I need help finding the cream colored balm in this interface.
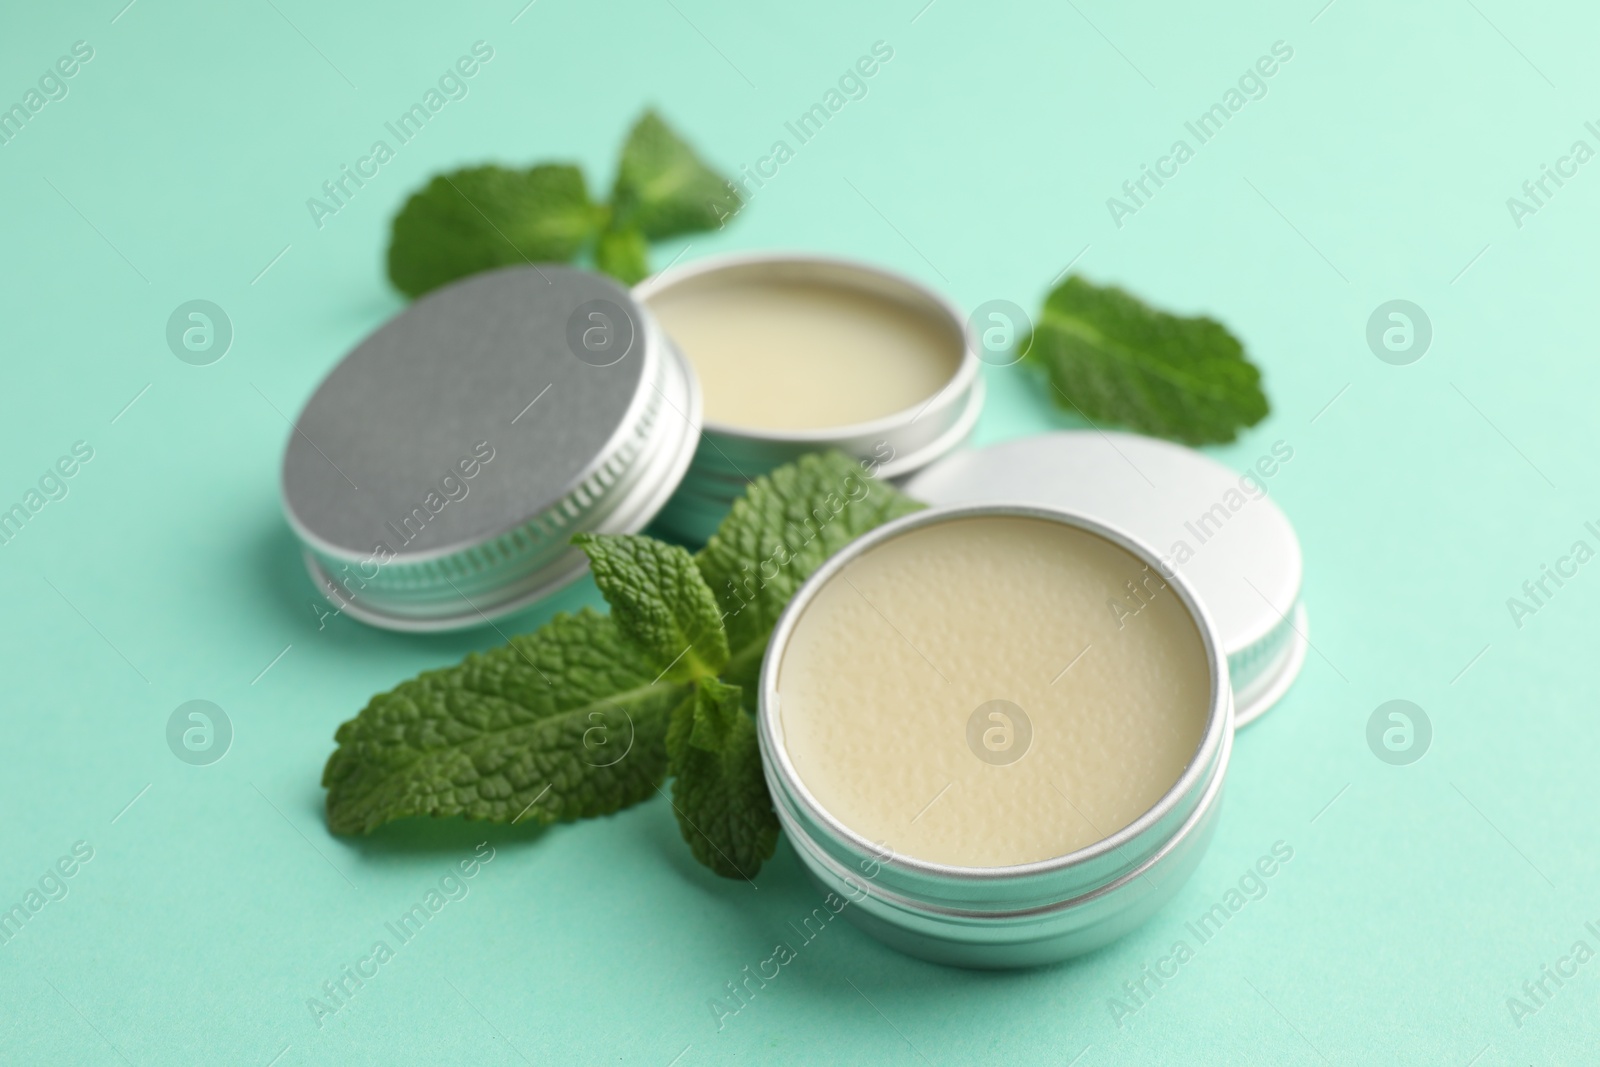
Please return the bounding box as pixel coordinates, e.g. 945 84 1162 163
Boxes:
645 276 962 431
776 516 1210 868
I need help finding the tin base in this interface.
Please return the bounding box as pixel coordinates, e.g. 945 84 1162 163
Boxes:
809 792 1222 969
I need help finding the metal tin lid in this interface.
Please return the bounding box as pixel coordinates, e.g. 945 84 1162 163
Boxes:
905 432 1306 726
280 264 702 632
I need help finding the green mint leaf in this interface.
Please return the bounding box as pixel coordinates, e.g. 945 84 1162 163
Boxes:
609 109 740 240
322 608 685 834
695 451 923 698
594 226 650 285
1023 275 1269 445
387 163 601 299
575 533 729 682
665 677 778 880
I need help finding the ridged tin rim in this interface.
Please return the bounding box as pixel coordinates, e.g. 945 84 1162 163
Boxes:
759 504 1232 914
1234 602 1309 727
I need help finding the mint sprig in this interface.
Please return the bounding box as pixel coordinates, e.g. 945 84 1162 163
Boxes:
1024 275 1269 445
666 677 777 879
322 452 922 879
385 109 739 297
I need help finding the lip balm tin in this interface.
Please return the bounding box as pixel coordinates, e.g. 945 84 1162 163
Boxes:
759 504 1234 968
280 265 701 632
636 253 985 544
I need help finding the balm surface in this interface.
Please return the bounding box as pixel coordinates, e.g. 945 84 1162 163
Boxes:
776 516 1210 868
646 276 961 430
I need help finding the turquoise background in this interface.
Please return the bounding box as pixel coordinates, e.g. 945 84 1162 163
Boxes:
1 0 1595 1063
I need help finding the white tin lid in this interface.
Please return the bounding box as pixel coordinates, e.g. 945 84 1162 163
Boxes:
905 431 1306 726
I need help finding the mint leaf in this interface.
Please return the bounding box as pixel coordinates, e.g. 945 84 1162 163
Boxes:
609 110 740 240
1024 275 1268 445
665 677 778 880
387 164 601 299
323 609 686 834
594 226 650 285
382 111 744 298
575 533 729 682
695 452 923 698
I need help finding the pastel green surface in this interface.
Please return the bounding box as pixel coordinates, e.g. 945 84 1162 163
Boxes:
0 1 1593 1063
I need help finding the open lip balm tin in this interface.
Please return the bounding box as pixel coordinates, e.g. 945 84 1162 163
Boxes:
635 252 985 543
759 504 1233 968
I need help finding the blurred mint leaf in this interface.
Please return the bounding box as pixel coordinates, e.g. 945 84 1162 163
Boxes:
1024 275 1268 445
695 451 923 699
665 677 777 880
387 164 601 298
575 533 729 683
610 109 740 240
594 226 650 285
322 609 684 834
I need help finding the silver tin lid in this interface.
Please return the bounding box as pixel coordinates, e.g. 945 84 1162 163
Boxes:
280 264 702 632
906 431 1306 726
